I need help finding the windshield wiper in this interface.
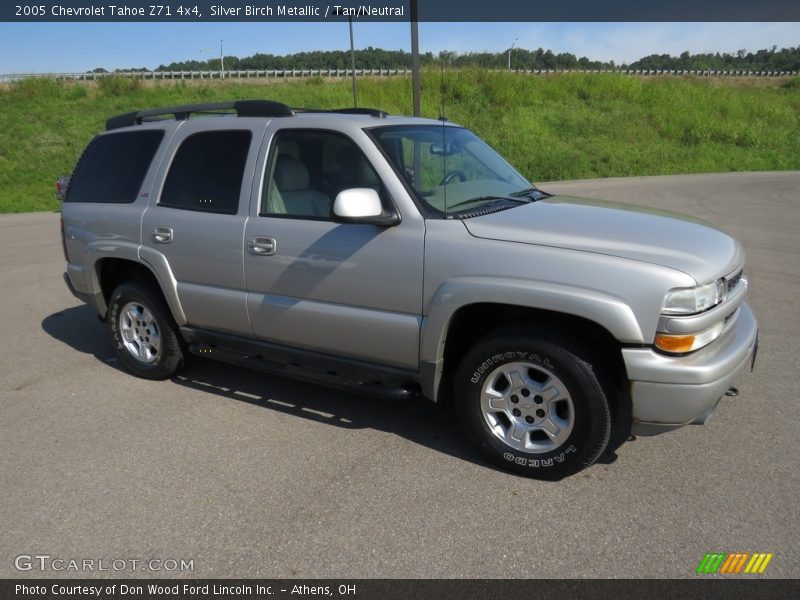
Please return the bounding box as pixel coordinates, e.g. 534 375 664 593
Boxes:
446 195 525 211
509 187 553 199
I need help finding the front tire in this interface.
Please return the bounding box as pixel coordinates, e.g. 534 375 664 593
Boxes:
454 330 611 480
108 282 184 380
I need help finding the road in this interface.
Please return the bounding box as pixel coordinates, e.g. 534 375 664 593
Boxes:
1 171 798 578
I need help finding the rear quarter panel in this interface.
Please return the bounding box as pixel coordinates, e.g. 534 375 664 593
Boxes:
62 124 176 299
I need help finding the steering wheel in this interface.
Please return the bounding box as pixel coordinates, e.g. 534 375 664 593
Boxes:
439 170 467 186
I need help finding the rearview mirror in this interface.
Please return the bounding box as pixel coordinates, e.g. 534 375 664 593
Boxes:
332 188 399 226
430 139 463 156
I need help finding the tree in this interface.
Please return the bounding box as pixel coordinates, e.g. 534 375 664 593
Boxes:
148 45 800 74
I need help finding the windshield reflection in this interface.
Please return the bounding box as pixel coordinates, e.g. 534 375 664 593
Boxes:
372 125 534 214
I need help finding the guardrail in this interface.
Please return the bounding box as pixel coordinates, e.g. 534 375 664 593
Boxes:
0 68 413 82
1 68 797 83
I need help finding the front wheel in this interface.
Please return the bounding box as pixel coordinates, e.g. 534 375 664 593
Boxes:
108 282 185 380
454 331 611 479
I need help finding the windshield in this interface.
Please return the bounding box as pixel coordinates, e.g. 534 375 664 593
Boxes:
371 125 534 215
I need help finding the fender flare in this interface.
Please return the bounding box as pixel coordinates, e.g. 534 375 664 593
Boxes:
84 242 186 325
419 277 643 400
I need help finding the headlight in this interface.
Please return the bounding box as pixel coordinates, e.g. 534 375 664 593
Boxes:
661 279 725 315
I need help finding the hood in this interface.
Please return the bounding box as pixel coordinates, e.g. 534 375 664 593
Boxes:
462 195 742 282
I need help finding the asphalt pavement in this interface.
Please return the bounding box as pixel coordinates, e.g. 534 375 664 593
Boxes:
1 171 798 578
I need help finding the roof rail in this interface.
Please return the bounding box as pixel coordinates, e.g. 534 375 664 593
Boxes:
331 107 389 118
105 100 295 130
295 107 389 118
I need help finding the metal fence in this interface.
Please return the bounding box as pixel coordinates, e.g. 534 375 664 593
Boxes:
1 67 797 83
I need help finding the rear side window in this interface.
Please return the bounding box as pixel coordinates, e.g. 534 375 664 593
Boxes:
66 130 164 203
160 131 252 215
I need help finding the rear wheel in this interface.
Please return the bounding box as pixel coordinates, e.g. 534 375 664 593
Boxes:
108 282 184 380
454 330 611 479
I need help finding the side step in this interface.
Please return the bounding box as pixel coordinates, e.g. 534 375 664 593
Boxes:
188 343 417 401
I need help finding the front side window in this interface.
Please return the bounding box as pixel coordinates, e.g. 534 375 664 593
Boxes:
261 129 384 218
160 130 251 215
371 126 533 216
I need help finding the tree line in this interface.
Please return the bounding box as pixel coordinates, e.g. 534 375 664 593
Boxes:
629 47 800 71
94 46 800 73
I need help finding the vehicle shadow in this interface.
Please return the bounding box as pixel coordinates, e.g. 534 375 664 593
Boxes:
41 303 129 373
42 305 626 476
41 304 491 472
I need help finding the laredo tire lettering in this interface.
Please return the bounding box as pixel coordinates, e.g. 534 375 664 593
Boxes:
502 445 578 468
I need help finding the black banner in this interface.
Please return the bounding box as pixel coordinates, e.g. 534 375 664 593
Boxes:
2 0 800 22
2 579 800 600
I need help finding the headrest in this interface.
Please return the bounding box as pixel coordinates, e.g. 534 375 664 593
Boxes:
275 155 309 192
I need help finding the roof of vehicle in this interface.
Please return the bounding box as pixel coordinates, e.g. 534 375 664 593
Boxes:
104 100 456 132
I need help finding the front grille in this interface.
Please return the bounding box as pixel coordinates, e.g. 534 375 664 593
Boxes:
726 270 743 294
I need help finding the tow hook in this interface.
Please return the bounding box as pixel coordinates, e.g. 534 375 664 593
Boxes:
725 387 739 397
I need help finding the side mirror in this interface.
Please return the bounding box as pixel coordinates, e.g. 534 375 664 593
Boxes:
332 188 399 226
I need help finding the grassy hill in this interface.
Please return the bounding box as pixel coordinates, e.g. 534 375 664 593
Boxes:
1 71 798 213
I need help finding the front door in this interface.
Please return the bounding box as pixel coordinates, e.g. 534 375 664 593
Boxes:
243 126 424 370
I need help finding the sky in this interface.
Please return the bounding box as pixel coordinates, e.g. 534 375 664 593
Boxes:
0 22 797 73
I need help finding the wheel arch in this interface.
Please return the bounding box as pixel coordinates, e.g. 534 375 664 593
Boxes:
439 303 628 392
420 278 641 403
91 253 185 325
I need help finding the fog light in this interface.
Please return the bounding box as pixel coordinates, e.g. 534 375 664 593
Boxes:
655 321 724 354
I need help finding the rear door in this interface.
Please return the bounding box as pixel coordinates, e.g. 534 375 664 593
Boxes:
141 119 267 336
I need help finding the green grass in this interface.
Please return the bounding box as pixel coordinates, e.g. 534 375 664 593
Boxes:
1 71 799 213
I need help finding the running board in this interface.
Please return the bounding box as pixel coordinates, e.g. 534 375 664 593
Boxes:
187 341 418 401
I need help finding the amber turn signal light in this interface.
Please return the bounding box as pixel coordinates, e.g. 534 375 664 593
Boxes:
654 322 724 354
655 333 696 353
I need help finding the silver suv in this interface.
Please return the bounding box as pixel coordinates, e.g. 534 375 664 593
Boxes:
60 100 758 479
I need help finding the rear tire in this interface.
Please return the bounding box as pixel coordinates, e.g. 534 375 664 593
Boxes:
454 330 611 480
108 282 184 380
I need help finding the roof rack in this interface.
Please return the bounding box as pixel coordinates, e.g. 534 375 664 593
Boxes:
105 100 295 130
331 107 389 118
295 107 390 118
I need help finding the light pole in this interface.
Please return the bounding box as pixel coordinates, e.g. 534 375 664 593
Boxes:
508 38 517 71
410 0 420 117
220 39 224 79
349 17 357 108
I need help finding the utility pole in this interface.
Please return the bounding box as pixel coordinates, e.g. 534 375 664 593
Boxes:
349 17 357 107
508 38 517 70
220 39 224 79
410 0 420 116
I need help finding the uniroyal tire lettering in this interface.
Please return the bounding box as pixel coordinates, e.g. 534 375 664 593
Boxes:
471 351 555 383
502 445 577 468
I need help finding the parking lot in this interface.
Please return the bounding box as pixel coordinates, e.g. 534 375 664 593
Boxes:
1 171 798 578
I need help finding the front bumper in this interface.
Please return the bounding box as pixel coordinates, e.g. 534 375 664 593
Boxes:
623 302 758 436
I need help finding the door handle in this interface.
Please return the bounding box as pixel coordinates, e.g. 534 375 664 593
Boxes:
151 226 173 244
248 236 277 256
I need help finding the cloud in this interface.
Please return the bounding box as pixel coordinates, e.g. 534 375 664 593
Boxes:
557 22 799 64
420 22 799 63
